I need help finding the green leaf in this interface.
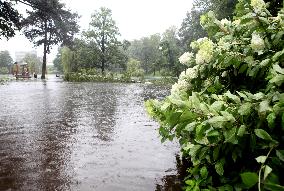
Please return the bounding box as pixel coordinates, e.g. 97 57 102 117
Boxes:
213 146 220 161
264 165 272 180
220 111 235 122
185 122 198 132
224 128 237 144
273 64 284 75
196 124 206 140
269 74 284 86
211 101 224 112
180 111 197 122
239 64 248 73
259 100 272 114
215 160 224 176
255 155 267 163
206 129 220 137
237 125 246 137
264 183 284 191
276 150 284 162
189 145 202 160
254 129 272 141
218 185 233 191
208 116 227 124
224 91 241 103
272 31 284 46
267 113 276 129
240 172 258 188
238 102 252 115
200 166 208 179
272 50 284 62
253 92 265 100
160 101 171 111
259 58 270 67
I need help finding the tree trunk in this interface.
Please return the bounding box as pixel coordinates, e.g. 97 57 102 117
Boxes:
101 35 105 75
101 19 105 75
41 21 48 79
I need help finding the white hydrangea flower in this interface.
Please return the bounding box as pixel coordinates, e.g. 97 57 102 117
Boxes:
179 66 198 81
251 0 266 13
190 37 214 64
251 33 265 52
186 66 198 79
221 18 231 26
179 71 186 80
194 37 214 64
195 49 213 64
171 79 189 94
179 52 194 65
232 19 241 25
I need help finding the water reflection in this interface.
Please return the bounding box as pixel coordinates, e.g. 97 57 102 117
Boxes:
155 154 189 191
0 79 182 191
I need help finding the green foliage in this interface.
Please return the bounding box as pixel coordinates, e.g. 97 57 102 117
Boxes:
23 53 41 74
61 46 74 74
0 0 21 39
178 0 238 51
64 68 133 83
84 7 121 74
145 0 284 190
127 33 164 74
126 58 144 78
21 0 79 79
0 66 9 74
0 50 12 74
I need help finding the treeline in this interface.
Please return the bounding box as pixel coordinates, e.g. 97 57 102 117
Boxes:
0 0 79 79
53 0 239 80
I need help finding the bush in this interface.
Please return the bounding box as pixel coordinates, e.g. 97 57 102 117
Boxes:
0 67 9 74
146 1 284 190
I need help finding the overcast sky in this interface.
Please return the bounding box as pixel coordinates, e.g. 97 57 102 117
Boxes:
0 0 193 62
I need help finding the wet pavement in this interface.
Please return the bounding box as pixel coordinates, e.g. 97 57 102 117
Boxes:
0 77 183 191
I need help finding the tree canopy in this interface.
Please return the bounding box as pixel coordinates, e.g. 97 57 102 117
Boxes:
0 0 21 39
21 0 79 79
84 7 120 74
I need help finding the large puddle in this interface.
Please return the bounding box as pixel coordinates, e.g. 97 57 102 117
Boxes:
0 77 183 191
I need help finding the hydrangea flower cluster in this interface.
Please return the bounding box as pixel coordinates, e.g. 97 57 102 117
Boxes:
251 33 265 53
179 66 199 80
220 18 231 26
251 0 266 13
171 79 189 94
192 37 214 64
172 65 200 94
178 52 194 66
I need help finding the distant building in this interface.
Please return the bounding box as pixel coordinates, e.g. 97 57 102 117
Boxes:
15 50 37 63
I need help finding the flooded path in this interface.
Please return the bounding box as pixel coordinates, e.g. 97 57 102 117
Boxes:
0 77 183 191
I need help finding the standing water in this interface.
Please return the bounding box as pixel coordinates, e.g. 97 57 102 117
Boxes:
0 76 183 191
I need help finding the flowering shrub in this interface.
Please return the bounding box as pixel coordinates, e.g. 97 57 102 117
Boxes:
146 0 284 190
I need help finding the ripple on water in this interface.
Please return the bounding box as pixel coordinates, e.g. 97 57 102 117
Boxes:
0 79 183 191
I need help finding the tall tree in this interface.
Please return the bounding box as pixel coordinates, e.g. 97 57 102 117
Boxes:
84 7 120 74
21 0 79 79
127 34 162 74
161 26 182 76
